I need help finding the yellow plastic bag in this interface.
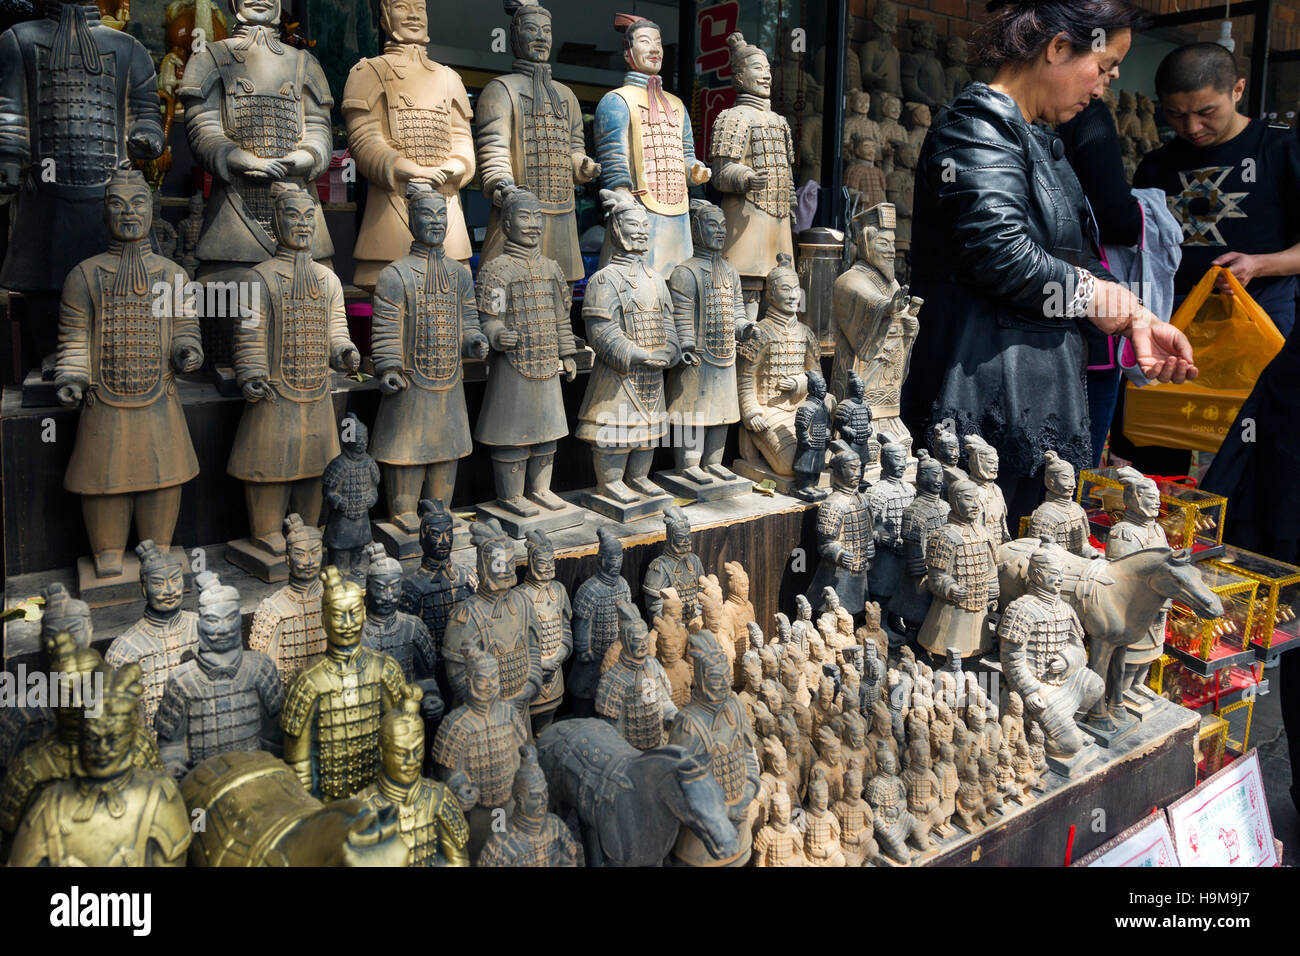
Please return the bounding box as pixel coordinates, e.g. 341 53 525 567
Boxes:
1123 266 1285 452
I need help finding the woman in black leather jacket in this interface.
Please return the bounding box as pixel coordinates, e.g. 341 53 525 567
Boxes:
901 0 1196 522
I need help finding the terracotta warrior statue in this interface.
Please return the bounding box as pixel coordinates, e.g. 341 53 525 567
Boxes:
248 514 326 689
845 135 888 209
965 434 1010 546
177 193 204 277
834 372 876 486
859 0 902 116
655 589 695 708
808 442 875 617
342 0 474 288
1106 467 1172 702
156 571 283 775
476 0 599 284
321 413 380 582
474 185 584 530
361 543 442 723
9 663 190 867
931 423 966 501
751 784 805 866
736 255 822 479
442 520 543 713
842 90 886 160
570 527 633 717
577 188 681 517
889 450 949 640
0 0 163 361
595 13 711 275
56 167 202 583
918 480 999 659
282 567 409 800
900 19 946 111
792 370 832 501
357 688 471 866
226 182 361 580
477 744 580 866
833 759 878 865
868 435 916 611
1030 451 1100 558
907 103 932 152
597 604 678 750
711 32 796 306
400 498 476 701
865 743 928 864
642 505 706 623
804 769 847 866
370 184 487 547
663 199 753 494
514 530 573 734
943 35 972 103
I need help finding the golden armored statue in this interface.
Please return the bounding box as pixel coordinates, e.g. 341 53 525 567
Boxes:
282 567 409 800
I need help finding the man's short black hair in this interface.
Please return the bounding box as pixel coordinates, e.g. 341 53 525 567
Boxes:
1155 42 1239 98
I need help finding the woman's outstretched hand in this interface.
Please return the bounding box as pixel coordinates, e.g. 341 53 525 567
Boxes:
1088 280 1197 384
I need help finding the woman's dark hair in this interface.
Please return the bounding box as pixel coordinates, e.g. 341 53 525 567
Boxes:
974 0 1151 69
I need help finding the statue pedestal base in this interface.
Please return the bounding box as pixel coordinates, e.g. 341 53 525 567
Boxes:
475 499 588 540
1045 740 1099 779
731 457 829 495
653 470 751 503
579 489 672 524
1080 709 1140 748
225 537 289 584
75 547 193 608
373 519 469 560
1124 683 1161 716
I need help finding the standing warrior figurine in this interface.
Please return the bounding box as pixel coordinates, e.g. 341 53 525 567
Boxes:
370 185 488 547
282 567 409 801
642 506 706 623
477 0 599 282
342 0 474 288
965 435 1010 546
56 167 202 583
1030 451 1100 558
361 543 442 723
577 188 681 518
514 530 572 734
889 450 949 640
248 514 326 689
400 499 476 697
858 0 902 114
595 14 711 275
474 185 583 531
710 32 796 305
932 423 967 501
917 480 999 660
570 527 633 717
865 744 928 864
106 541 199 730
792 370 832 501
736 256 822 479
808 442 875 617
835 371 876 485
357 688 470 867
662 199 752 495
180 0 332 286
225 182 361 580
156 572 283 775
1106 468 1171 699
478 744 580 866
867 436 916 610
597 604 678 750
900 19 947 111
321 413 380 582
0 0 163 360
442 520 543 713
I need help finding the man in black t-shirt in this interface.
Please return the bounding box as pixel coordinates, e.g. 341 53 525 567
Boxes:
1136 42 1300 336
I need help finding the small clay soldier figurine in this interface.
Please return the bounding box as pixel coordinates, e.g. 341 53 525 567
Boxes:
321 413 380 582
1137 93 1160 145
965 434 1010 546
369 184 488 549
1028 723 1049 780
1014 738 1042 796
804 770 847 866
642 506 706 623
868 436 916 610
514 530 572 734
943 35 972 103
901 20 946 111
1107 467 1172 700
953 758 987 834
918 480 999 659
442 520 543 712
907 103 933 154
978 752 1005 817
473 185 584 532
478 744 581 867
662 199 752 496
577 188 681 518
1001 691 1027 755
901 740 941 846
808 442 875 616
570 527 634 717
751 784 806 867
357 687 470 866
833 759 878 865
878 94 911 160
56 167 202 584
476 0 599 284
342 0 474 288
723 563 758 659
711 32 797 303
932 423 967 501
155 572 283 775
834 371 876 485
842 90 885 161
844 135 889 209
249 515 326 689
1000 540 1104 758
106 541 199 731
597 604 678 750
9 663 191 867
595 14 711 276
735 255 822 481
792 370 833 501
400 499 476 690
933 740 959 837
810 725 848 802
654 589 694 708
866 743 927 864
889 451 949 640
177 193 204 277
668 633 762 867
790 595 816 652
361 544 442 723
282 567 409 800
698 574 738 673
859 0 902 115
226 182 361 580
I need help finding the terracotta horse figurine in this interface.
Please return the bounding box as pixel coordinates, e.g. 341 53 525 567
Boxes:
998 540 1223 730
537 719 739 867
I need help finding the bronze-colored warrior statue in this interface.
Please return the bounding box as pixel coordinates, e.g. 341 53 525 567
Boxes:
476 0 599 282
362 543 443 726
642 505 706 623
248 514 327 688
1029 451 1101 559
9 663 191 866
282 567 409 800
570 526 634 717
514 530 572 734
596 603 677 750
56 167 202 583
478 743 580 866
156 571 283 776
357 687 470 866
370 184 488 547
106 541 199 730
343 0 475 288
917 480 999 660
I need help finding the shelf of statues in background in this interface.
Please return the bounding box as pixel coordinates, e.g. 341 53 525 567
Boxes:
1110 87 1164 174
